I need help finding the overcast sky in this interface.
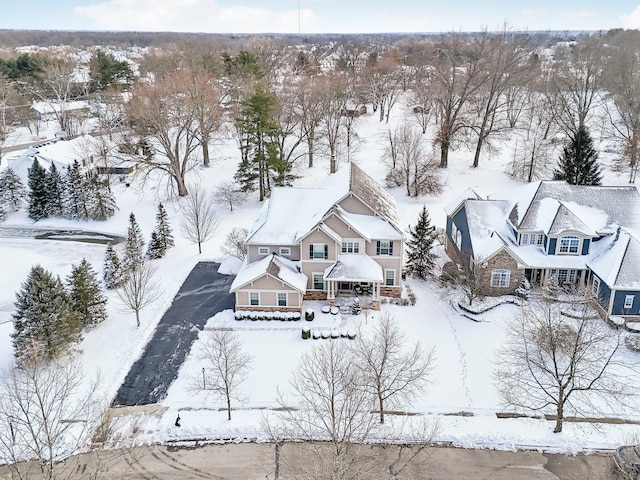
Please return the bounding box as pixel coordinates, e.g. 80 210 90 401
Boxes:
2 0 640 34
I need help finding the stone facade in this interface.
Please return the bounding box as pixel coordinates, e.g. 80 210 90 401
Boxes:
380 286 402 298
476 249 521 297
304 291 328 301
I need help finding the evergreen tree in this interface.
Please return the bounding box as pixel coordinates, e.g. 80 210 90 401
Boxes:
405 206 438 279
11 265 81 360
0 202 5 221
45 163 64 217
0 167 27 212
86 177 117 221
66 258 108 329
63 160 90 220
103 243 124 289
27 159 48 221
554 125 602 186
154 203 174 251
146 231 164 259
122 213 145 271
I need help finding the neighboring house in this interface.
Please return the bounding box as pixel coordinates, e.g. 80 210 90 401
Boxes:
445 180 640 318
31 100 90 122
230 163 404 312
6 135 98 183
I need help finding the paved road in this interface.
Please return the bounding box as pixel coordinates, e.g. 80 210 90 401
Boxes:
0 443 617 480
113 262 235 406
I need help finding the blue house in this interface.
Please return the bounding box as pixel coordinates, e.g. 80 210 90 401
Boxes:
444 181 640 318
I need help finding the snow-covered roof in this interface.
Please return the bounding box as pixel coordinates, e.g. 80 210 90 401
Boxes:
324 254 384 282
229 254 308 293
588 229 640 289
6 147 67 182
246 162 402 245
335 207 403 241
491 181 640 234
32 100 90 115
444 188 482 216
463 199 514 259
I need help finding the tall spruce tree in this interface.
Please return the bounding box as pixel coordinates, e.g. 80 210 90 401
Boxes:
154 203 174 251
122 213 145 272
86 177 117 221
45 163 64 217
0 167 27 212
64 160 90 220
103 243 124 289
27 159 48 221
146 231 164 259
405 206 438 279
11 265 81 360
66 259 108 329
554 125 602 186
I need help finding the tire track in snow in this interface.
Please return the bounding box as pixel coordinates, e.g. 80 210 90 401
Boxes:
442 299 473 407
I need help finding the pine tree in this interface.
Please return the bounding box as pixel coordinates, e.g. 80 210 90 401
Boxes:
554 125 602 186
66 258 108 329
146 231 164 259
154 203 174 251
27 159 49 220
11 265 81 360
103 243 124 289
63 160 89 220
405 206 438 279
122 213 145 272
86 177 117 221
0 167 27 212
45 163 64 217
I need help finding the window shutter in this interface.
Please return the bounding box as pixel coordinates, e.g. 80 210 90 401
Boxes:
389 241 394 255
376 241 381 255
309 244 313 259
324 244 328 259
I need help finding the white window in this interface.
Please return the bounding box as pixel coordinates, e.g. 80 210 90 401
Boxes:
341 241 360 254
592 276 601 298
378 241 392 255
313 273 324 290
277 292 287 307
385 269 396 286
521 233 529 245
490 269 510 287
559 235 580 254
451 223 460 248
625 295 635 309
311 243 327 259
279 247 291 256
535 234 544 245
249 292 259 306
258 247 269 255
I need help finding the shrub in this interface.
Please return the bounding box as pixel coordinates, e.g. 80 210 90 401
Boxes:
302 328 311 340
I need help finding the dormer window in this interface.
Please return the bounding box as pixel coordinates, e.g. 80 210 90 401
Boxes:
559 235 580 254
521 233 529 245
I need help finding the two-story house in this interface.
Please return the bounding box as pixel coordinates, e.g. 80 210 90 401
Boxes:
445 181 640 318
230 163 404 312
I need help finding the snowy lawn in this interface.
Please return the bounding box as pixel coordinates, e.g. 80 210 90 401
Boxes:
2 95 640 454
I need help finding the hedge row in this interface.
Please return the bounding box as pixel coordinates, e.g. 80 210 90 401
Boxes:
234 311 302 321
301 328 356 340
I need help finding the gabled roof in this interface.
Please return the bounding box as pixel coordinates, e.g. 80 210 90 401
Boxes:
246 162 402 245
333 206 403 242
491 181 640 234
229 254 308 293
547 203 597 237
444 188 482 216
463 199 514 259
588 229 640 289
324 254 384 282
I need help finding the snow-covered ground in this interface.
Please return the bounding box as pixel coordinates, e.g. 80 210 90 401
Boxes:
1 96 639 455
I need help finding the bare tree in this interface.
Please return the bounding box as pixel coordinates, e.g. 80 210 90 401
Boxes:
442 256 484 307
603 30 640 183
194 324 252 420
221 227 249 260
0 73 21 162
495 293 634 433
318 73 350 169
383 124 441 197
352 312 434 424
273 340 377 480
0 358 101 480
361 53 403 123
212 180 245 212
429 34 489 168
125 69 200 197
294 76 326 168
180 184 220 254
116 261 161 327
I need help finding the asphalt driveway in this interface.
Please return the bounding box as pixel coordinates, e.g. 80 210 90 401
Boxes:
113 262 235 406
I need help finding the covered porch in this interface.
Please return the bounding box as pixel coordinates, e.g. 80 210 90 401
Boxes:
324 254 384 309
524 267 590 288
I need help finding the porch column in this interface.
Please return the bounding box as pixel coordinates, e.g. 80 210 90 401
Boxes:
328 280 334 300
373 281 379 300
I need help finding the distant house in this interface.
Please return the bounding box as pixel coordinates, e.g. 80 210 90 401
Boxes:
31 101 90 122
445 180 640 318
230 163 404 312
6 135 98 182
